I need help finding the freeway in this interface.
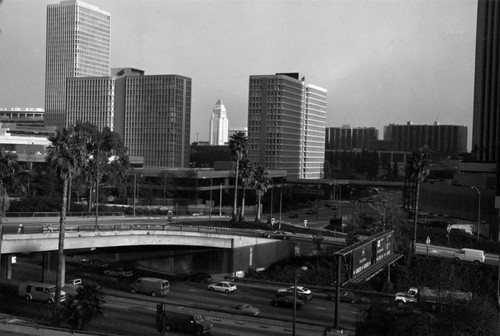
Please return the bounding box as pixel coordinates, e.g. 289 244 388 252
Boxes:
1 259 363 335
415 243 499 266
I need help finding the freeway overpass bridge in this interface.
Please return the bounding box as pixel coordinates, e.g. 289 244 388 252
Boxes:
0 217 345 286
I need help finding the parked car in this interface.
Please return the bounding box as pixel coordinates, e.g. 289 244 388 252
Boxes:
307 209 316 214
262 231 289 240
289 213 299 219
276 286 313 301
104 267 133 278
232 303 261 316
271 295 304 309
207 281 237 293
183 272 212 284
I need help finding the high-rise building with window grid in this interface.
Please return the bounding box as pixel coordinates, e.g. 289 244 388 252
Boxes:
66 68 192 168
45 0 111 128
118 73 192 168
66 77 115 130
248 73 327 179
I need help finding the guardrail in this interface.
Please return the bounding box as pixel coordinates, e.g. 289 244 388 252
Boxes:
0 222 264 238
5 212 124 218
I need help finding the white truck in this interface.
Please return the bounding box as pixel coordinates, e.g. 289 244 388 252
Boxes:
395 287 472 311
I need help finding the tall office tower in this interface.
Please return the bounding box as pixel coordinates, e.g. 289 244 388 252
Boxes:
472 0 500 162
248 73 327 179
384 122 467 156
208 99 229 145
66 77 115 130
116 70 192 168
45 0 111 128
66 68 192 168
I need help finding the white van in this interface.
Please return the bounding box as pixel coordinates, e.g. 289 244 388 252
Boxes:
19 282 66 304
130 277 169 297
453 248 485 263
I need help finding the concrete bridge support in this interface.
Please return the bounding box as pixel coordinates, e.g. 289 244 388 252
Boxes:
0 254 12 280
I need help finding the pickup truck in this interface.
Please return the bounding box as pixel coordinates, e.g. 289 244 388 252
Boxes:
395 287 472 311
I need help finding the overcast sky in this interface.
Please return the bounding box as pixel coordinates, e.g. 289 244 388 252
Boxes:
0 0 477 148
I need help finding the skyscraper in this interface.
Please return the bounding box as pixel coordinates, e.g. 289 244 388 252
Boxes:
248 73 327 179
66 68 192 168
45 0 111 128
209 99 229 145
116 70 192 168
472 0 500 162
66 76 115 130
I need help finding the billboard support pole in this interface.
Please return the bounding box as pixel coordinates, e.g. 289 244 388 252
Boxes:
334 253 341 330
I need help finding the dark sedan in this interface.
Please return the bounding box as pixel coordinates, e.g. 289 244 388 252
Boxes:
271 295 304 309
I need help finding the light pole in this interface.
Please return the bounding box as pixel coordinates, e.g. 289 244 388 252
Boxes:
293 266 308 336
206 176 213 221
133 173 137 217
471 186 481 238
219 183 222 216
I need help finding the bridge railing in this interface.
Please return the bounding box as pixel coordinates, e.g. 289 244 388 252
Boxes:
5 212 124 218
0 222 261 238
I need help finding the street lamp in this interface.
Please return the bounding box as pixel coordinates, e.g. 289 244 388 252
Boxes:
470 186 481 238
219 183 222 216
293 266 308 336
133 173 137 218
202 175 213 221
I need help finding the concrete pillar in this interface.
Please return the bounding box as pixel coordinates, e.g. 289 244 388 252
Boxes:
0 254 12 280
42 251 65 286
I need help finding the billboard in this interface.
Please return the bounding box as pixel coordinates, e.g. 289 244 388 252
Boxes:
352 244 373 276
373 231 393 263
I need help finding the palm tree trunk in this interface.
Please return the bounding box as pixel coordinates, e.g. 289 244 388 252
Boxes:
411 180 420 254
255 194 262 222
67 178 72 212
54 177 68 326
240 187 246 221
232 161 239 220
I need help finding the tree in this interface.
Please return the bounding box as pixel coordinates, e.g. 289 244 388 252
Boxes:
72 123 129 214
228 131 248 221
0 150 22 223
61 283 105 330
239 159 254 221
251 164 271 222
406 146 431 253
47 126 90 326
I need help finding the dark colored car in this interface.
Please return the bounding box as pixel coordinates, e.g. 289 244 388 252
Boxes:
289 213 299 219
307 209 316 215
276 286 313 301
326 291 368 304
183 272 212 284
271 295 304 309
262 231 289 240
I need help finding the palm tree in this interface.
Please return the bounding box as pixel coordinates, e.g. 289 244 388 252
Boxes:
228 132 248 221
239 159 254 221
0 150 21 223
406 145 431 253
47 126 90 325
61 283 105 330
251 164 272 222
